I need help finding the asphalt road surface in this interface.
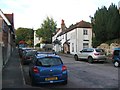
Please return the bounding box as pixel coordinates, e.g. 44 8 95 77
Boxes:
22 55 119 89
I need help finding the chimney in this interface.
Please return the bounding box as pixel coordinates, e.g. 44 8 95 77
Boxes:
61 19 66 31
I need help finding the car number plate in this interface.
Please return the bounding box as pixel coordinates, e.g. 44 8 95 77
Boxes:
45 77 58 81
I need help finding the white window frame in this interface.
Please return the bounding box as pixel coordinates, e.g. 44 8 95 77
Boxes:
83 29 88 35
83 43 89 49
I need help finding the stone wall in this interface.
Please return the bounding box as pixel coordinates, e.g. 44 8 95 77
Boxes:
97 42 120 55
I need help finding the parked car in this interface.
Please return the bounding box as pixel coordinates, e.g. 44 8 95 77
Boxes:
36 51 57 56
18 47 32 58
74 48 106 63
29 53 68 86
21 49 37 65
112 48 120 67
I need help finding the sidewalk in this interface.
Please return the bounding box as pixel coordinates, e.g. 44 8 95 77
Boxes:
2 48 25 88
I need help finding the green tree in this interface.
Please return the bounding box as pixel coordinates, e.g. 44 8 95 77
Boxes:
92 3 120 47
107 3 120 40
92 6 108 47
16 27 34 46
36 17 57 44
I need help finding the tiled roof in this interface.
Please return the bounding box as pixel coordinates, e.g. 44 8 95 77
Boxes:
55 20 92 37
76 20 92 28
0 9 11 26
4 13 14 28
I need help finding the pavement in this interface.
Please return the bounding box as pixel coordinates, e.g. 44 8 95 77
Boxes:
2 48 26 88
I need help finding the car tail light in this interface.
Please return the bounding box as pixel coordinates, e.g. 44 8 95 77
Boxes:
94 53 99 55
33 66 39 73
62 65 67 71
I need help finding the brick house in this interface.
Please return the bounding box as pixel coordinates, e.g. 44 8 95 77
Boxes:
0 9 15 68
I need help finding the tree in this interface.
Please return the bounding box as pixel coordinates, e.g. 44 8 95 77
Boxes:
36 17 57 44
92 3 120 47
92 6 108 47
15 27 34 47
106 3 120 40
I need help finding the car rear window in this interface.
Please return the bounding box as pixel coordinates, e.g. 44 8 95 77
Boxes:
95 49 104 52
37 57 63 66
26 51 37 56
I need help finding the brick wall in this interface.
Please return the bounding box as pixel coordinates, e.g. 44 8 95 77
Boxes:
0 18 2 42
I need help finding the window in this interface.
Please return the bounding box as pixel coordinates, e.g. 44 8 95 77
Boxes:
87 48 94 52
37 57 62 66
83 43 89 49
82 49 87 52
83 30 88 35
95 49 104 52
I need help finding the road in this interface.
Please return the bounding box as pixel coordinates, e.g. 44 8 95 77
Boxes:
22 55 119 89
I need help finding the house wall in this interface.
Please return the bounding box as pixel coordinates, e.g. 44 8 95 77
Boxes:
67 27 92 55
77 28 92 51
0 18 12 67
60 34 67 51
0 10 15 70
0 14 3 90
67 29 76 54
7 31 11 60
0 18 3 42
0 17 3 83
52 29 62 42
2 21 9 66
76 28 83 52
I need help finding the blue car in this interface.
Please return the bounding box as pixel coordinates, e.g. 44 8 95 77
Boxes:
112 48 120 67
29 53 68 86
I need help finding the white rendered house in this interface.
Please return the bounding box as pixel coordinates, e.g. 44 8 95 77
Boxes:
52 20 92 54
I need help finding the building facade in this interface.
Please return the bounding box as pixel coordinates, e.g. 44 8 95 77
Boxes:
0 9 15 68
52 20 92 54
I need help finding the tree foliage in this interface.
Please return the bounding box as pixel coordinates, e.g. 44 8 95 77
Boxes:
92 3 120 47
36 17 57 44
15 27 34 46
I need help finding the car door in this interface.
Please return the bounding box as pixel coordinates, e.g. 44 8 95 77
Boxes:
78 49 87 59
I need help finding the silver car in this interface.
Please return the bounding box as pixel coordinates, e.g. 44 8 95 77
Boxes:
74 48 106 63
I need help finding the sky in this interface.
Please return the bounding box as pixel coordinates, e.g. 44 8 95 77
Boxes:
0 0 119 29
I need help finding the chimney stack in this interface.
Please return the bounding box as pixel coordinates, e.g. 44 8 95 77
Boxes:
61 19 66 31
